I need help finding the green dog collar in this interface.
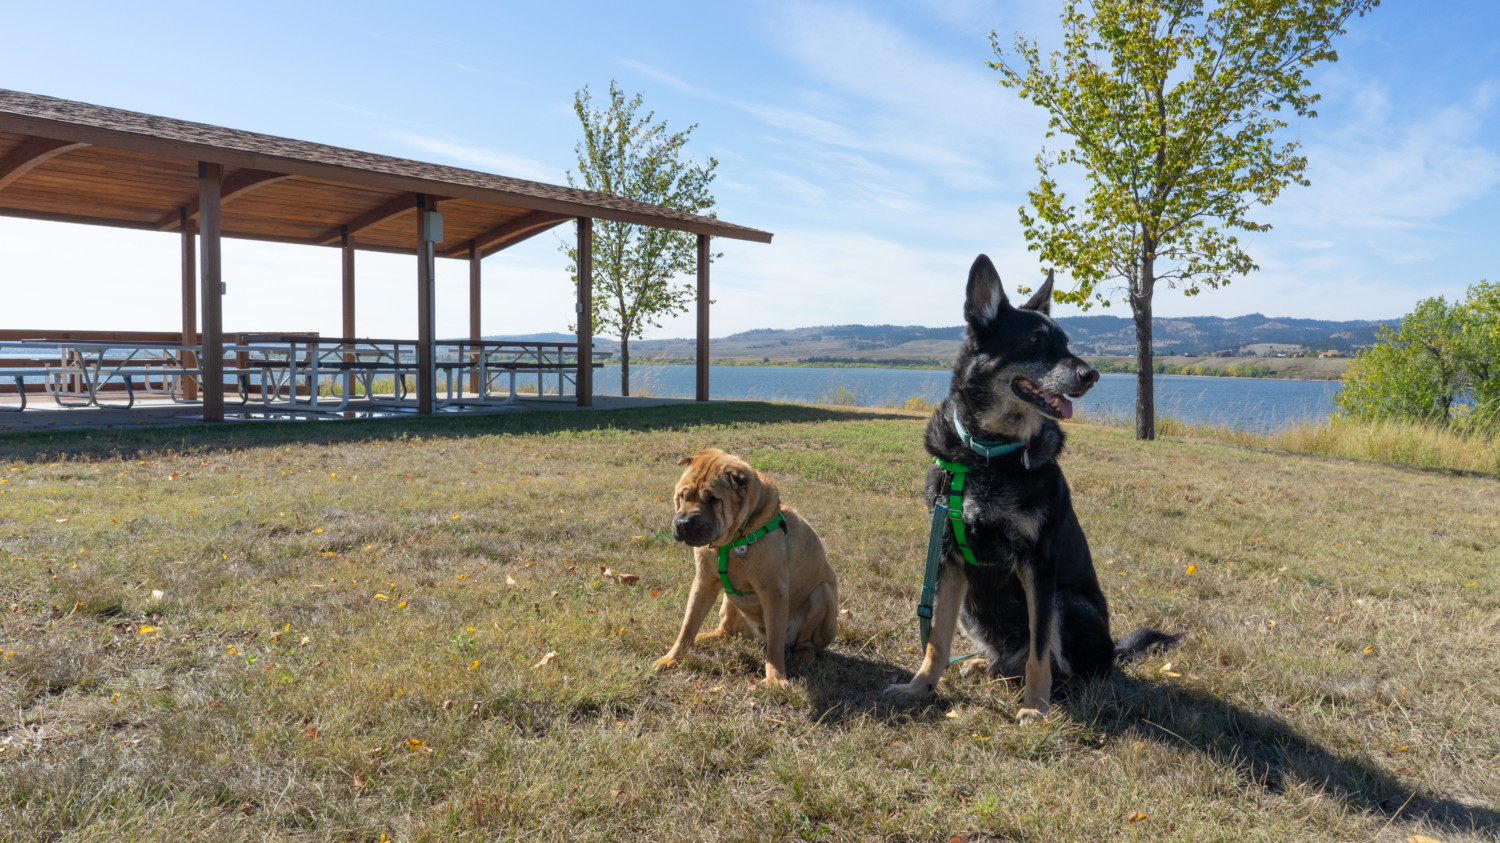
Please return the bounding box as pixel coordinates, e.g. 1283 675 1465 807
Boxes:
716 511 788 597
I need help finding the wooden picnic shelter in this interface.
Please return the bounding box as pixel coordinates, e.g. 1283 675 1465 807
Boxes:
0 89 772 419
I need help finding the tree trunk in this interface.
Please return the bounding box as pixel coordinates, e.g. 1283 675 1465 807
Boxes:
1132 270 1155 441
620 333 631 397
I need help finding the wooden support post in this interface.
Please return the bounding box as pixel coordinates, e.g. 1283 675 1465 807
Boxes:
341 226 355 366
696 233 710 402
198 162 224 421
180 208 198 401
468 240 481 394
576 217 593 408
416 195 437 414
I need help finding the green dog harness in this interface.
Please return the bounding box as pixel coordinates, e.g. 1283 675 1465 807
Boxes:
918 415 1054 654
717 511 788 597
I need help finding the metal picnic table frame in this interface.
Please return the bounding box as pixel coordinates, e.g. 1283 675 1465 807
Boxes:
0 339 255 411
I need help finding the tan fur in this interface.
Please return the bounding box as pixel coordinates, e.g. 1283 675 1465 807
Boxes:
652 448 839 684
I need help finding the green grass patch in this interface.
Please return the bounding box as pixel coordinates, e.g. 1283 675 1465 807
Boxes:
2 404 1496 840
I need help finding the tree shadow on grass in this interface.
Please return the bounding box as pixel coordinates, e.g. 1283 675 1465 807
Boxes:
1077 673 1496 835
0 401 909 462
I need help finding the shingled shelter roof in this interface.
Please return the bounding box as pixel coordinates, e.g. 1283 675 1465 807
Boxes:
0 89 771 258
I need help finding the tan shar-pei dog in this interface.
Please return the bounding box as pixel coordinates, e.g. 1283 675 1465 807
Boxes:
653 448 839 684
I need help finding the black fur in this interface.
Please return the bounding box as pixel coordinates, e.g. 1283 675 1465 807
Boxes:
928 254 1179 690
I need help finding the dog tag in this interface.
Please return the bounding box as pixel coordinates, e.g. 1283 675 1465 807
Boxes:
734 546 747 556
1022 450 1031 470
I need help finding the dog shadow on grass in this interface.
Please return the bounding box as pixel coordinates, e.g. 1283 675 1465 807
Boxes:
796 649 953 726
797 654 1497 834
1074 673 1496 835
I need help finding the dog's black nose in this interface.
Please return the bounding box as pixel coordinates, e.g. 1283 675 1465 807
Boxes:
672 516 695 540
1078 363 1099 388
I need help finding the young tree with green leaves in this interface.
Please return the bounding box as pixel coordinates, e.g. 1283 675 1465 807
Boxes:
562 81 719 396
1335 280 1500 430
991 0 1378 439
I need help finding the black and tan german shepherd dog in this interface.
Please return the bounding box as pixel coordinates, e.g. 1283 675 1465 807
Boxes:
884 254 1180 724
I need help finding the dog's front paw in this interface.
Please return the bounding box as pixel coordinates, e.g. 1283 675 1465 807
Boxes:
762 675 790 688
651 655 677 672
693 631 723 644
1016 703 1049 726
882 680 935 705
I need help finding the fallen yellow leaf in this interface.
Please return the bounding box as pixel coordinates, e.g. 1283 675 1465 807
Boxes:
138 625 159 634
405 738 433 754
532 651 558 669
374 593 390 600
1185 564 1197 576
396 601 408 609
1127 811 1148 824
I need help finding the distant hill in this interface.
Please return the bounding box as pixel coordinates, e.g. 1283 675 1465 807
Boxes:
613 314 1391 363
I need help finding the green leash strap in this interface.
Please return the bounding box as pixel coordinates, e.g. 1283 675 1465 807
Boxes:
918 498 947 651
920 458 999 657
717 511 788 597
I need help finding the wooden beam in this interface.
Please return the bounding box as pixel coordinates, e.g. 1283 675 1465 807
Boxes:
180 209 198 401
341 226 355 341
0 137 89 193
313 192 427 246
696 234 710 402
0 204 453 257
438 210 569 258
577 217 593 408
416 195 438 414
199 162 224 422
468 240 481 394
156 168 293 230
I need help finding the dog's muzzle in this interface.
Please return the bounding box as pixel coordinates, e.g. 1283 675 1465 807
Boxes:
672 514 716 547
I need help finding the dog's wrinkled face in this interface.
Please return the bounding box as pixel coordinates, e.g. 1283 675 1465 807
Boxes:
671 448 755 547
959 256 1099 436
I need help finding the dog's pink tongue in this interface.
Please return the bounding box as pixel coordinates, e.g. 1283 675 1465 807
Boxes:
1055 395 1074 419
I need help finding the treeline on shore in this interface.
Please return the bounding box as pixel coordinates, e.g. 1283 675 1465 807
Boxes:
1090 359 1276 378
625 355 1339 379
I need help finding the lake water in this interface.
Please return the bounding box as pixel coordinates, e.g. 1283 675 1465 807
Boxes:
599 365 1340 432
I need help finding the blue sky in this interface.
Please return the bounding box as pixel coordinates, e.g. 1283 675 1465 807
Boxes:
2 1 1496 340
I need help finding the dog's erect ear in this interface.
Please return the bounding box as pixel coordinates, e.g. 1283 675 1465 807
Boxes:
1022 269 1055 315
677 455 694 466
964 254 1010 330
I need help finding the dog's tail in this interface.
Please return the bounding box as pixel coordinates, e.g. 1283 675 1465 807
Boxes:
1114 626 1186 663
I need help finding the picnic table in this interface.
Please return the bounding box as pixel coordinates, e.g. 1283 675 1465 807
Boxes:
0 339 253 411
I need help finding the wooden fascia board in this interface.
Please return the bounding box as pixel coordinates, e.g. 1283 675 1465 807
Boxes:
0 137 90 193
156 168 294 230
0 204 430 257
0 113 773 243
438 210 570 259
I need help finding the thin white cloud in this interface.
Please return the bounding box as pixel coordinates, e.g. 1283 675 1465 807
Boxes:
386 130 563 183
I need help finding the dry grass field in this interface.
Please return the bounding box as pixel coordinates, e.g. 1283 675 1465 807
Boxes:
1 403 1496 841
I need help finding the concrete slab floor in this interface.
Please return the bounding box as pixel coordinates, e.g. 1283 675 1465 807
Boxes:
0 394 704 435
